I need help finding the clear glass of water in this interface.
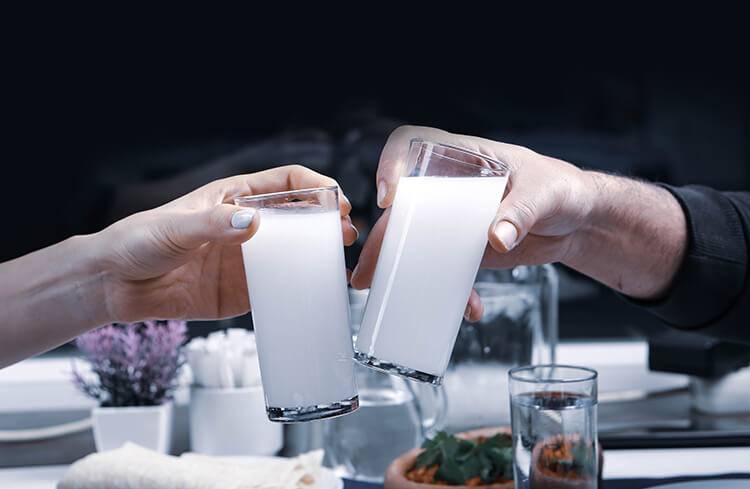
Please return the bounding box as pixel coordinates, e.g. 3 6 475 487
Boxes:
235 187 358 422
509 365 598 489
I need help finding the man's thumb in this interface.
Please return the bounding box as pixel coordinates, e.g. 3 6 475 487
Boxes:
488 197 538 253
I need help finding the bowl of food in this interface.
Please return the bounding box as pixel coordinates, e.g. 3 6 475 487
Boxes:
529 433 603 489
385 428 514 489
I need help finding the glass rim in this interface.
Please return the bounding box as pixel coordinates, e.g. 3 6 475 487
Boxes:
410 138 510 177
508 364 598 384
234 185 339 205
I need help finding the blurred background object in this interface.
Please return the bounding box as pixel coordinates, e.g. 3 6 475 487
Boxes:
443 266 558 432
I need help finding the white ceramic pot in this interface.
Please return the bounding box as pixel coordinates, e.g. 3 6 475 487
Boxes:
91 402 173 453
190 386 283 456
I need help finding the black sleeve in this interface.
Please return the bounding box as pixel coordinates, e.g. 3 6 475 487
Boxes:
628 185 750 345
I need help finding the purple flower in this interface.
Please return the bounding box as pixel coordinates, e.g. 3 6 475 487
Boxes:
73 321 187 407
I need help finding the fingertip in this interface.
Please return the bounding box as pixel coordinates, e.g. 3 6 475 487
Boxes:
350 263 364 289
226 206 261 243
489 220 519 253
339 191 353 216
465 289 484 322
244 209 261 239
469 300 484 322
341 217 358 246
376 180 389 208
230 208 256 230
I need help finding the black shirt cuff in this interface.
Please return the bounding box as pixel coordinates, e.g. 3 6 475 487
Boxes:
626 185 748 335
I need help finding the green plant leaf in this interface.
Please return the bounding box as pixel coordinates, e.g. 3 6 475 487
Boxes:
488 433 512 448
458 455 483 480
436 456 465 485
454 439 476 461
414 431 514 485
415 447 441 468
440 436 460 460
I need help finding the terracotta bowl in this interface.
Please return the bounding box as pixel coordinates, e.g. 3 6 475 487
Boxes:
384 427 514 489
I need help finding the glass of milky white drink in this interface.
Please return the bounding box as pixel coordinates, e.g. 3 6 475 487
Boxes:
235 186 358 422
354 139 510 385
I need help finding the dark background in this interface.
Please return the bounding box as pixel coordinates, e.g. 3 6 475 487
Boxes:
3 69 748 342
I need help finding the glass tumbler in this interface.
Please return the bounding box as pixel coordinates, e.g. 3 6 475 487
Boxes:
236 186 358 422
509 365 599 489
354 139 510 385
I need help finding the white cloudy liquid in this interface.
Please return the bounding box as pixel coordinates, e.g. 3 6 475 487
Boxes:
241 208 356 408
355 176 508 378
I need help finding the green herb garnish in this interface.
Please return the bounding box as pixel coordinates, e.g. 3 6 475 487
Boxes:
414 431 513 485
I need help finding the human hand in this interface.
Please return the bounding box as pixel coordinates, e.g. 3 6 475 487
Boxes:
350 125 600 319
94 165 357 322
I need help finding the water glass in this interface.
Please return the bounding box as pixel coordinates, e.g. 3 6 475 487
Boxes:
509 365 598 489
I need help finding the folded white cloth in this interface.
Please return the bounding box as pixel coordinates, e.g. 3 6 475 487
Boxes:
57 443 325 489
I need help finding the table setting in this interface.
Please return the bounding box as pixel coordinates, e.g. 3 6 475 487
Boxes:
1 138 748 489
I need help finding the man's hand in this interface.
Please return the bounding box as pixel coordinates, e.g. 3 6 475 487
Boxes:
352 125 687 309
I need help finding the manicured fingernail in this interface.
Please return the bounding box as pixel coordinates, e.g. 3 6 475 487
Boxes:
377 180 388 207
341 193 352 209
351 263 360 280
493 220 518 252
464 304 472 321
231 209 256 229
351 224 360 241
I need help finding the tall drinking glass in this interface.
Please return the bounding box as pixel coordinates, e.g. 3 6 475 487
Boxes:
236 186 358 422
354 139 510 385
509 365 599 489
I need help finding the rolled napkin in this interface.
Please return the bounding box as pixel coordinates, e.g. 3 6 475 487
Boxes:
58 443 325 489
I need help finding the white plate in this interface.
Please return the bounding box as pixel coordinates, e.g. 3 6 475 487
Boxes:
649 480 750 489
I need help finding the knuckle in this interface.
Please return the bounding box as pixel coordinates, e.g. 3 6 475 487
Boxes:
391 125 413 137
511 199 538 225
154 219 189 257
389 125 421 144
208 207 226 230
280 163 308 176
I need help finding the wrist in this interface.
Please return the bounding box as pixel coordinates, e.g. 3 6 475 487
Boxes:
559 170 612 265
68 233 116 326
562 171 687 299
579 170 619 230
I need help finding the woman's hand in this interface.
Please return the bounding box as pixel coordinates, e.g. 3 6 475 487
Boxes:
96 165 357 322
351 125 686 315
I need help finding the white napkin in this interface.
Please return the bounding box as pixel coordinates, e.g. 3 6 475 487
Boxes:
57 443 325 489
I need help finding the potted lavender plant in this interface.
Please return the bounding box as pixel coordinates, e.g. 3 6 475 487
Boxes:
73 320 187 453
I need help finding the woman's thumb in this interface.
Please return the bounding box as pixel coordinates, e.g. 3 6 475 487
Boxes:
165 204 261 251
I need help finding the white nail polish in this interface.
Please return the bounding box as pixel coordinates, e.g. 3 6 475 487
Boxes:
231 209 256 229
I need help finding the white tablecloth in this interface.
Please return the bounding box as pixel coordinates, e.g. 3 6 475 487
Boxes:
1 447 748 489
